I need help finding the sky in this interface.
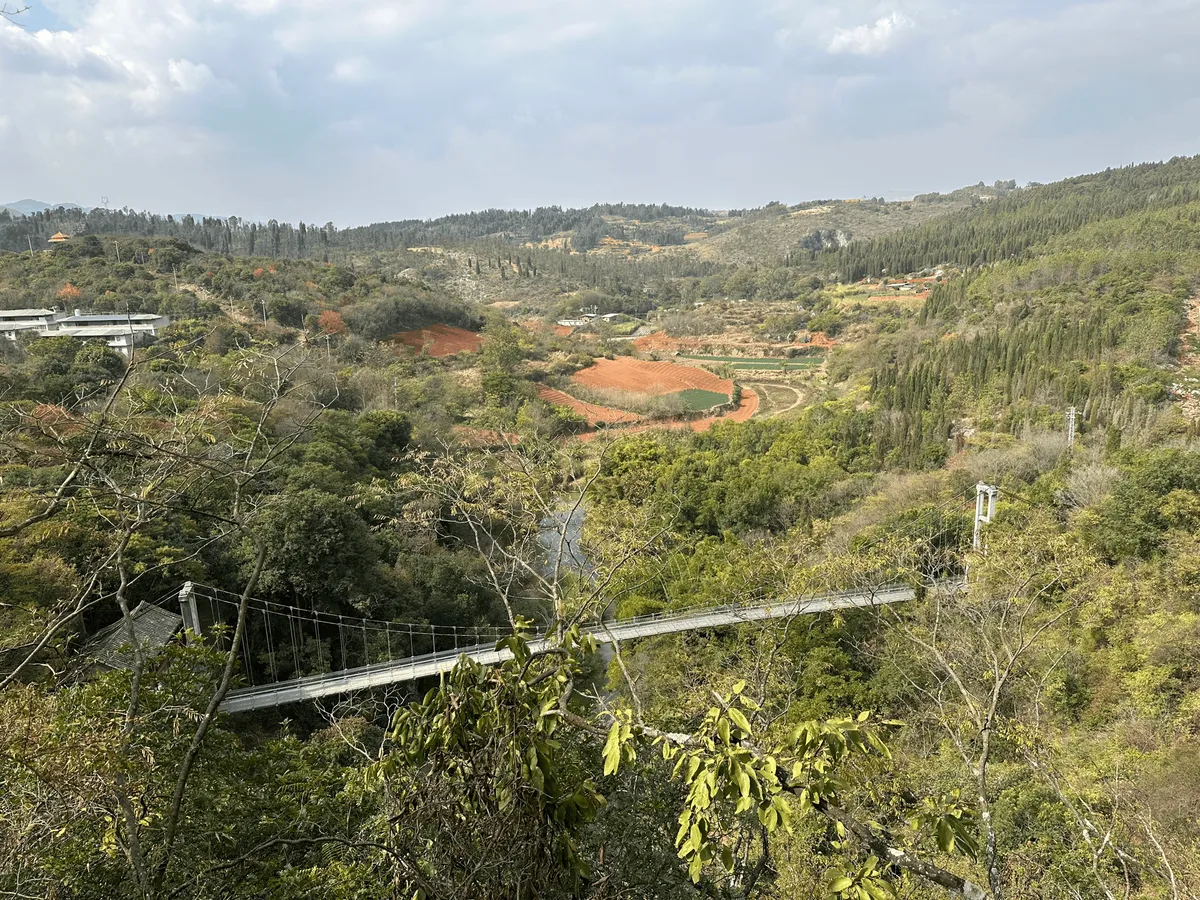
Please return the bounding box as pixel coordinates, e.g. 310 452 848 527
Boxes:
1 0 1199 225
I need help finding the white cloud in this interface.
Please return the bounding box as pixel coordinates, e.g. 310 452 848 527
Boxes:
168 58 215 92
331 57 372 84
2 0 1200 223
827 11 912 55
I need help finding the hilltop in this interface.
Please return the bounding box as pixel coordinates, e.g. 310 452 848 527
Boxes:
0 183 1002 264
1 199 87 216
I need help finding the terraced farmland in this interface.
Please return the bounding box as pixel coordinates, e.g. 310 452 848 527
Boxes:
680 354 825 371
675 389 731 411
572 357 734 397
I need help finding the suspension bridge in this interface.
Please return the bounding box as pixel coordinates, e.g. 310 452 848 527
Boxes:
155 582 928 714
82 482 997 713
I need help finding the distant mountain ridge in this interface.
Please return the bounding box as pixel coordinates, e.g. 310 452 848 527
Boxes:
2 199 88 216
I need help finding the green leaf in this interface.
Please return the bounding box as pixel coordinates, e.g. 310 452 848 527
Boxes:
728 708 752 735
602 721 623 776
829 875 854 892
717 719 731 744
936 819 954 852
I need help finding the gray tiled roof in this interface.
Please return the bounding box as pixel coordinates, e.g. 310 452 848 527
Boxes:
87 603 183 671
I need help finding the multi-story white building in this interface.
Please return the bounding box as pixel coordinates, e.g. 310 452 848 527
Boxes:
0 308 60 341
0 308 171 356
59 310 171 330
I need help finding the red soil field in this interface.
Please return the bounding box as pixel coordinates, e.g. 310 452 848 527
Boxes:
537 386 642 427
393 324 483 356
633 330 835 354
571 357 733 397
577 388 759 442
517 320 574 337
867 292 930 303
631 332 704 354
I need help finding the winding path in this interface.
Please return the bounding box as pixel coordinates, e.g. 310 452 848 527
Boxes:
744 382 804 419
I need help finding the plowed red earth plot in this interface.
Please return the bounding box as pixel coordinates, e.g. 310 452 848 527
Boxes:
578 388 759 442
537 386 642 426
393 324 483 356
571 357 733 397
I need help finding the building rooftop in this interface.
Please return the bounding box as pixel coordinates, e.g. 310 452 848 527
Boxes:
85 603 183 671
59 313 163 324
47 232 70 243
56 326 152 337
0 308 56 318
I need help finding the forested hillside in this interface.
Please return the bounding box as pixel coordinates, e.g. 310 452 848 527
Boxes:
0 186 989 264
0 202 730 257
829 156 1200 279
4 157 1200 900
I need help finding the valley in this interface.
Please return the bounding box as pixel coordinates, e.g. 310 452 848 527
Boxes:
5 159 1200 900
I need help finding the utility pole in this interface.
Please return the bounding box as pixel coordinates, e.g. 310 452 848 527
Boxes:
261 298 268 323
114 242 121 263
1066 405 1077 449
973 482 998 551
27 235 34 259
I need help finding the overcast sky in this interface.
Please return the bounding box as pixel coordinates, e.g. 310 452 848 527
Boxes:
2 0 1199 225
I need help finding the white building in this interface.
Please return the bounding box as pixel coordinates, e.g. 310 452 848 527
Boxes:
0 308 170 356
56 326 159 356
0 308 60 341
59 310 170 330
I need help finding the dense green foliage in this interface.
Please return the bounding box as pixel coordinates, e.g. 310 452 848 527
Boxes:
831 155 1200 280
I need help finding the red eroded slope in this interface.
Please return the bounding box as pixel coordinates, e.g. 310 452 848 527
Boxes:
393 324 483 356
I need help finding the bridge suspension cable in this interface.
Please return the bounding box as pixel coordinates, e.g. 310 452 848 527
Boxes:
175 582 519 688
218 583 942 713
160 485 984 713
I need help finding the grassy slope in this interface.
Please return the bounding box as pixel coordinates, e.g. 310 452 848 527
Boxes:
682 198 976 266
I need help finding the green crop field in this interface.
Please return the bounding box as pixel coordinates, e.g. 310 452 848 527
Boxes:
672 389 731 411
681 355 825 370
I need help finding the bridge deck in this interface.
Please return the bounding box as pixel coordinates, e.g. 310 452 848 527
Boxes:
221 586 916 713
